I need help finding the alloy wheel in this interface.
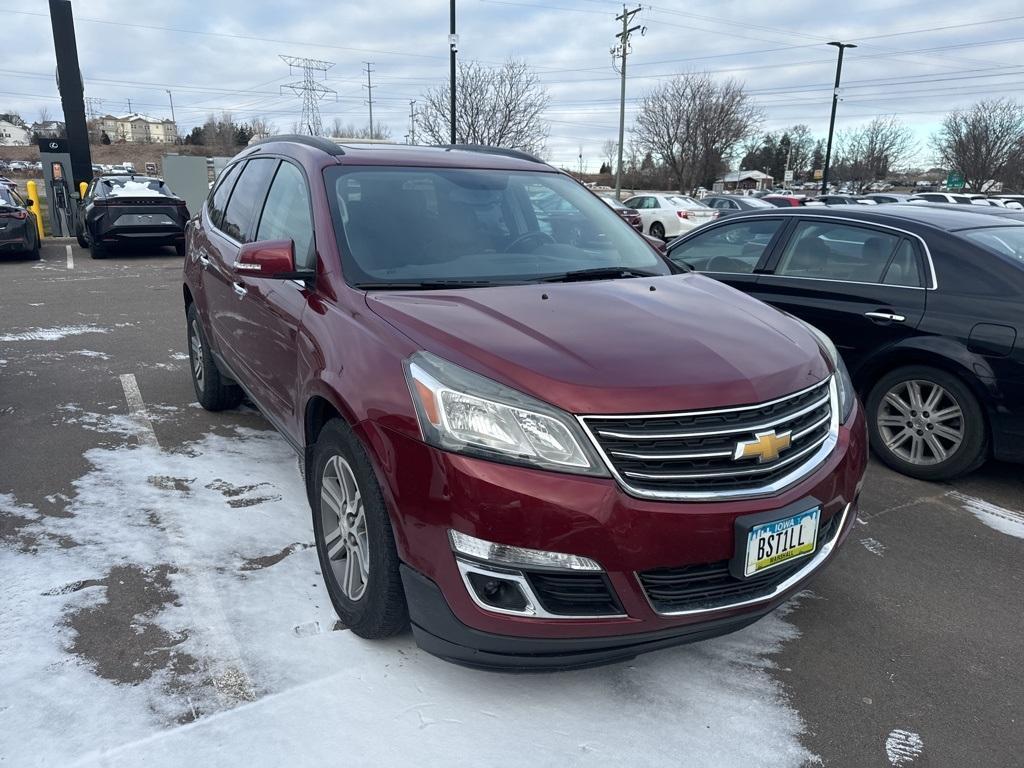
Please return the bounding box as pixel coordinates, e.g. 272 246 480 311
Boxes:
189 319 204 387
876 379 964 465
320 455 369 601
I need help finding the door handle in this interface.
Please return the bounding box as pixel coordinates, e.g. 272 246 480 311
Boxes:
195 247 210 267
865 310 905 323
232 282 247 298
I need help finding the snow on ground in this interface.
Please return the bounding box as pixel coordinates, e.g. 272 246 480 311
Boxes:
1 416 817 768
0 325 110 342
885 729 924 765
949 491 1024 540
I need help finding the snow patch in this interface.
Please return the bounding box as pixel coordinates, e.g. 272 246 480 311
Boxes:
73 350 111 360
0 325 109 342
2 426 818 767
949 491 1024 540
885 729 923 765
859 537 885 557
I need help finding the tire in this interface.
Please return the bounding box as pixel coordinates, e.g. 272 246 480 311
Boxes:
89 239 108 260
186 303 243 411
76 226 88 249
866 365 987 481
28 231 40 261
311 419 408 639
649 221 666 240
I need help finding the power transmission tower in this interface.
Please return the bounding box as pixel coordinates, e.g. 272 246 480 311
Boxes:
611 4 643 200
280 54 336 136
85 96 102 120
363 62 375 138
409 100 417 144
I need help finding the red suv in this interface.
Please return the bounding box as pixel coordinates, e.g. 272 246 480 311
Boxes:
183 137 867 669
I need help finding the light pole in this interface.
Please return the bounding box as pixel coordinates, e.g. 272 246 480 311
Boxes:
165 89 177 143
821 41 855 195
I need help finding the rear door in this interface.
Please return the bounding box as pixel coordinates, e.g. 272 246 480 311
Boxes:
204 157 278 383
231 159 317 432
751 217 928 374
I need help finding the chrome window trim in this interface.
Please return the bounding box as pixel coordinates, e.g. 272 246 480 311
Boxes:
455 558 627 620
673 212 938 290
577 377 839 502
638 502 851 617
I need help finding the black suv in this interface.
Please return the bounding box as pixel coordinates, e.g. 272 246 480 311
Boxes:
666 204 1024 480
76 175 189 258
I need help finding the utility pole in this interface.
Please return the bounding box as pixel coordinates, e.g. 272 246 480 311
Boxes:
449 0 457 144
363 62 375 138
280 55 337 136
579 146 584 178
165 89 177 142
821 41 856 195
409 100 417 144
126 97 132 113
611 4 643 200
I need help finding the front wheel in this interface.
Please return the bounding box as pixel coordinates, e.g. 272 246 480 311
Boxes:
866 365 987 481
649 221 666 240
312 420 408 639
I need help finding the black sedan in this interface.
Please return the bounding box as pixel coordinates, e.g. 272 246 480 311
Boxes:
665 205 1024 481
76 175 189 259
0 185 41 260
702 194 777 217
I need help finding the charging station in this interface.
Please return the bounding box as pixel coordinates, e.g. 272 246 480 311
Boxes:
38 137 78 238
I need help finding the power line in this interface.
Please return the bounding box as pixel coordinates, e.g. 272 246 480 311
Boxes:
280 55 336 136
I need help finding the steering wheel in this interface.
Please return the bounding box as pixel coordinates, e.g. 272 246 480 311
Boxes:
504 230 556 252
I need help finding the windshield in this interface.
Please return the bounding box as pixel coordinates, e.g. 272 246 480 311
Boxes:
666 195 707 209
961 227 1024 263
325 166 669 287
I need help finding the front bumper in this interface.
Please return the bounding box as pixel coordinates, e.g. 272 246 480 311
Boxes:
364 400 866 668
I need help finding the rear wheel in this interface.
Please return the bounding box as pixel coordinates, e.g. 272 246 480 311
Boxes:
186 304 243 411
649 221 666 240
312 419 408 638
867 365 987 481
89 238 108 260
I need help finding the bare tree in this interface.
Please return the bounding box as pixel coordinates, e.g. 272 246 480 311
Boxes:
417 60 550 155
932 99 1024 192
633 73 761 193
201 112 239 153
249 116 276 140
601 139 618 174
37 106 51 125
835 116 916 190
328 117 391 140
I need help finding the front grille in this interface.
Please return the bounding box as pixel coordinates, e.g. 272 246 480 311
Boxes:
581 377 834 498
524 571 623 616
638 512 842 614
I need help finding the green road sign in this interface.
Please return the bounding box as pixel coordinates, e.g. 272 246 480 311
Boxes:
947 171 965 190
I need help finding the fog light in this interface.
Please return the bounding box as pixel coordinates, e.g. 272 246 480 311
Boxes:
448 529 601 571
466 572 529 612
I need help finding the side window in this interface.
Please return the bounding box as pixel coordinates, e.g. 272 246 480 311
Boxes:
669 220 783 273
882 240 923 287
208 161 243 229
775 222 901 283
256 162 315 269
221 158 278 243
646 197 661 209
624 197 642 209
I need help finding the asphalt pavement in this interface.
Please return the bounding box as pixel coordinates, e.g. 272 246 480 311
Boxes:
1 241 1021 767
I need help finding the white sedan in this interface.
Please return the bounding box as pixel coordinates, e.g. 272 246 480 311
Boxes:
622 193 718 240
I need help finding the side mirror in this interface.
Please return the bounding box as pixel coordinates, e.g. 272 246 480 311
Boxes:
235 239 313 280
24 199 33 208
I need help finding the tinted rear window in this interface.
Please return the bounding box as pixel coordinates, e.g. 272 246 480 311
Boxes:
221 158 277 243
961 227 1024 264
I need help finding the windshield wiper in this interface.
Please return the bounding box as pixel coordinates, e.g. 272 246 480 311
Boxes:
541 267 662 283
357 279 511 290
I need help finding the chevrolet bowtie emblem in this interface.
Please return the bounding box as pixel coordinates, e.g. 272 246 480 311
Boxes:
734 430 792 463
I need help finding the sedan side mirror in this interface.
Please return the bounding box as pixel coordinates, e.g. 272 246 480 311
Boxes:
24 199 33 207
235 239 314 280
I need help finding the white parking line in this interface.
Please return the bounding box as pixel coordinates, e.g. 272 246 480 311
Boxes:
66 244 74 270
119 373 257 707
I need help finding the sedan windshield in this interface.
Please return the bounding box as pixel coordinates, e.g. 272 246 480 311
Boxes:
325 166 669 287
962 226 1024 263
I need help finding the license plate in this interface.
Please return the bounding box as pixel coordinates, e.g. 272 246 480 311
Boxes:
744 507 819 577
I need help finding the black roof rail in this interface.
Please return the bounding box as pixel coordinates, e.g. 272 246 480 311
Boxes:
446 144 545 164
253 134 346 156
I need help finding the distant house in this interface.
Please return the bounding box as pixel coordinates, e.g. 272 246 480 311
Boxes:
714 170 774 192
0 118 32 146
98 113 177 144
31 120 66 138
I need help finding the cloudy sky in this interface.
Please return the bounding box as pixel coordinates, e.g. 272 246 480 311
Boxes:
4 1 1023 169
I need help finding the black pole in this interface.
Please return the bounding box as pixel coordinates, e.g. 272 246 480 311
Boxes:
48 0 92 190
821 41 855 195
449 0 457 144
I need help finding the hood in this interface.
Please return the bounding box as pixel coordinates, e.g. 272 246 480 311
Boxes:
366 273 831 415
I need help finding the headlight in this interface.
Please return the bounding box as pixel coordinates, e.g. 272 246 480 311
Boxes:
795 320 855 423
404 351 608 476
